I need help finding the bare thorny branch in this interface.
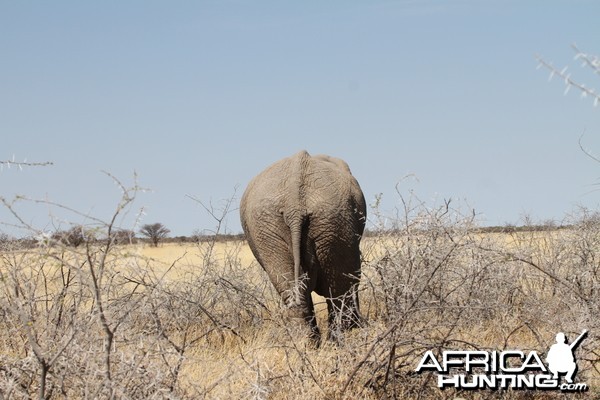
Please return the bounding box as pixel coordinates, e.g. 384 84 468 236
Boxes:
186 184 239 236
536 43 600 107
0 156 53 171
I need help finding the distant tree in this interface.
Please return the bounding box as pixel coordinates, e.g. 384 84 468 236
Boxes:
140 223 170 247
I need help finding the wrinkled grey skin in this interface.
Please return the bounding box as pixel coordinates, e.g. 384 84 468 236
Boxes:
240 150 367 342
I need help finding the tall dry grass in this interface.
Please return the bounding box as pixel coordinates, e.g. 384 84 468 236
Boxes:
0 186 598 399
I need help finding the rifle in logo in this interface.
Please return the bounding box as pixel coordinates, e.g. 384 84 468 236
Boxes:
546 330 587 383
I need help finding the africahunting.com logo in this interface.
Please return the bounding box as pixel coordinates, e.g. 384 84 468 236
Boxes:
415 330 588 392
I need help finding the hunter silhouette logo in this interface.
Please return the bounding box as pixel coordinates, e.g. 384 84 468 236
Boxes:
415 330 589 392
546 330 587 384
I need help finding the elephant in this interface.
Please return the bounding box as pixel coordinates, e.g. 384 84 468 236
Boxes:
240 150 367 342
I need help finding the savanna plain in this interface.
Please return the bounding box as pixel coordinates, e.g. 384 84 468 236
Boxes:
1 196 599 400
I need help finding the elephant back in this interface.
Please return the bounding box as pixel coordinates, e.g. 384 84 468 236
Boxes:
241 150 366 228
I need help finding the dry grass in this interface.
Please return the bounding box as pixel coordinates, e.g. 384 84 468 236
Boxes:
0 197 599 399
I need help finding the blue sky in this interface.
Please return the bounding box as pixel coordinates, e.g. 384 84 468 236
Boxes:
1 1 600 237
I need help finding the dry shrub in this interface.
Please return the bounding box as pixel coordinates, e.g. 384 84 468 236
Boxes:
349 194 599 399
0 183 598 399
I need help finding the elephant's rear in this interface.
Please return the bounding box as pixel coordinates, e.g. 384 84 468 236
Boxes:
240 150 366 282
240 150 367 339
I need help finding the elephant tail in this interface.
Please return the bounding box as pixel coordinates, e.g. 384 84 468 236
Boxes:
285 150 311 306
288 212 305 305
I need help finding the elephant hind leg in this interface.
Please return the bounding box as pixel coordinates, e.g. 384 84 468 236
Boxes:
326 287 362 343
286 288 321 344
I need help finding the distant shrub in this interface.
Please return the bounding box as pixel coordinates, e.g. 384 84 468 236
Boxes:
110 229 137 245
191 229 245 243
51 226 95 247
0 232 14 250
